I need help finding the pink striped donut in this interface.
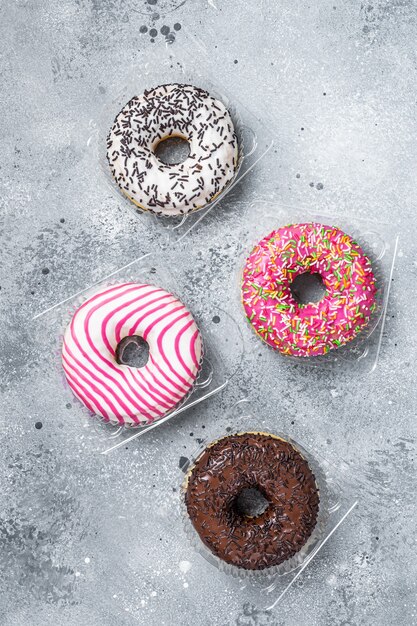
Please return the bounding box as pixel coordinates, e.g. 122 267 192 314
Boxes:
62 283 203 426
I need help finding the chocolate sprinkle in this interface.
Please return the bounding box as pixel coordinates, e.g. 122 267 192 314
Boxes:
106 83 238 216
185 433 320 570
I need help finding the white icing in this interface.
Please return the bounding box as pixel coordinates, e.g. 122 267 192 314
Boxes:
106 83 238 216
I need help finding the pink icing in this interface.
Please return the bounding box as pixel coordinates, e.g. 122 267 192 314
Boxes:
241 223 377 357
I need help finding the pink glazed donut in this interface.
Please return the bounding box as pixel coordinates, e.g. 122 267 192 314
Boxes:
241 224 377 357
62 283 203 425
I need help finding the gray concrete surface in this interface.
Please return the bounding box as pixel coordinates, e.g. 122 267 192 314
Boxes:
1 1 416 624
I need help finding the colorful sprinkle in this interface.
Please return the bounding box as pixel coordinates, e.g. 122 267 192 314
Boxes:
241 223 377 357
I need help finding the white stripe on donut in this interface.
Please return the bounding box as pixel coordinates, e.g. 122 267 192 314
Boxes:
62 283 203 425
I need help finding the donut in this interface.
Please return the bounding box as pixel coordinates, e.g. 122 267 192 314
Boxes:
62 282 203 426
184 432 320 570
106 83 239 216
241 223 377 357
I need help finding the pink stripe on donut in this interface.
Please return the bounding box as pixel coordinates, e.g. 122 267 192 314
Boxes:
71 315 162 420
63 353 121 422
62 363 103 417
148 353 189 395
81 295 166 417
144 358 185 402
141 304 185 341
100 287 163 352
142 304 191 390
83 284 148 355
125 366 174 409
114 292 170 344
87 288 174 414
63 345 148 421
69 320 153 419
174 318 199 379
127 296 174 336
89 287 180 412
190 329 201 369
156 310 193 387
62 282 202 425
75 283 137 317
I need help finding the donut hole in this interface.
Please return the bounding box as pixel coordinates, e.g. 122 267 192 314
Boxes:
154 135 191 165
233 487 270 518
116 335 149 368
290 272 326 305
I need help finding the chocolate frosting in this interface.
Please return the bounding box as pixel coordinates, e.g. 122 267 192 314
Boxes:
184 433 320 570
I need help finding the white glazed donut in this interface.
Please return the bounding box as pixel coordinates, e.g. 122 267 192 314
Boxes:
106 83 239 216
62 283 203 426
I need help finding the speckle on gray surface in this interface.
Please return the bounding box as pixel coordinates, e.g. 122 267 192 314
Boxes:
0 1 416 625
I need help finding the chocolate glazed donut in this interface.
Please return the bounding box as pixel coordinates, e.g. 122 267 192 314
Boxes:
184 432 320 570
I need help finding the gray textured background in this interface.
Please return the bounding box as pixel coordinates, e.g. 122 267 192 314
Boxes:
1 1 416 624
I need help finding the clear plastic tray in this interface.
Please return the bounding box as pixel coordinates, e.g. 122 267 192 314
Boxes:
177 399 364 610
235 201 398 373
32 256 244 455
87 43 274 244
